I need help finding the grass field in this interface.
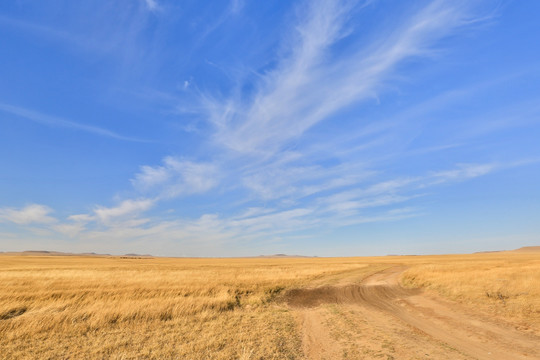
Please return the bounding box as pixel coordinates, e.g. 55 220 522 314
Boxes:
0 250 538 359
401 251 540 331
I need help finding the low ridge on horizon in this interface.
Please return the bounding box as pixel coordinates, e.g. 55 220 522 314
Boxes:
2 245 538 258
0 1 539 256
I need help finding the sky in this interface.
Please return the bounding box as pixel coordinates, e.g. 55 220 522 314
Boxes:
0 0 539 257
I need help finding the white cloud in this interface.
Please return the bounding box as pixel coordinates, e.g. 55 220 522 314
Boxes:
0 204 56 225
229 208 315 233
157 0 490 240
0 162 504 256
132 157 219 198
67 214 95 223
429 163 497 184
1 1 513 256
144 0 160 11
53 223 86 237
205 0 476 156
316 162 498 217
323 194 415 214
131 164 171 190
162 158 219 196
94 198 155 224
92 0 494 251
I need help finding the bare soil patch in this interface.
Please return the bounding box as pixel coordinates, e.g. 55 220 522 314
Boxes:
289 266 540 359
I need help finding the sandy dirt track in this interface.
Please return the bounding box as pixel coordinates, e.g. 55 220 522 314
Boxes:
287 266 540 360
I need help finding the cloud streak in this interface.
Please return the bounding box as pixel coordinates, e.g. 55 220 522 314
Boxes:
206 0 477 156
3 0 526 257
56 0 494 251
0 103 147 142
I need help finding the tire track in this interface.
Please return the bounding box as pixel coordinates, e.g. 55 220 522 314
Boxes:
286 266 540 360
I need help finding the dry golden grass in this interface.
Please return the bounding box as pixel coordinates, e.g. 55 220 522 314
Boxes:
0 255 377 359
401 251 540 333
0 251 538 359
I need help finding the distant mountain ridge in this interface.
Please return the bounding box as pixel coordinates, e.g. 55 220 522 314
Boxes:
474 246 540 254
0 250 153 257
256 254 317 258
510 246 540 253
0 246 537 257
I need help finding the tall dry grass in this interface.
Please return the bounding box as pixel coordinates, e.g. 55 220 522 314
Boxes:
1 251 538 358
401 251 540 334
0 255 376 359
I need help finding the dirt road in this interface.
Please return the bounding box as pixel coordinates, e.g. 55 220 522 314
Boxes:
287 266 540 360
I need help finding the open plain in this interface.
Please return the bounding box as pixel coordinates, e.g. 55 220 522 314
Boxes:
0 249 539 359
2 1 540 359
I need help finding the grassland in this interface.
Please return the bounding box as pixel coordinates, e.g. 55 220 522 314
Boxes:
401 250 540 332
0 250 538 359
0 255 377 359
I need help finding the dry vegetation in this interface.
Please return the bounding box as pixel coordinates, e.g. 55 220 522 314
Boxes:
401 250 540 332
0 250 538 359
0 255 377 359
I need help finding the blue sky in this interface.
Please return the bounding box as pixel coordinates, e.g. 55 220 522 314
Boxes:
0 0 539 256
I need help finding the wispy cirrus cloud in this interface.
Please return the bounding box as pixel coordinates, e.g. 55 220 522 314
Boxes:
59 0 493 248
0 103 146 142
24 160 501 251
139 0 492 229
3 0 524 256
430 163 496 184
204 0 478 156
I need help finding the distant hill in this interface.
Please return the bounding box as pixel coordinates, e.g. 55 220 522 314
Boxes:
22 250 71 256
474 246 540 254
256 254 316 258
2 250 114 257
2 247 537 258
474 250 505 254
121 254 153 259
510 246 540 253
